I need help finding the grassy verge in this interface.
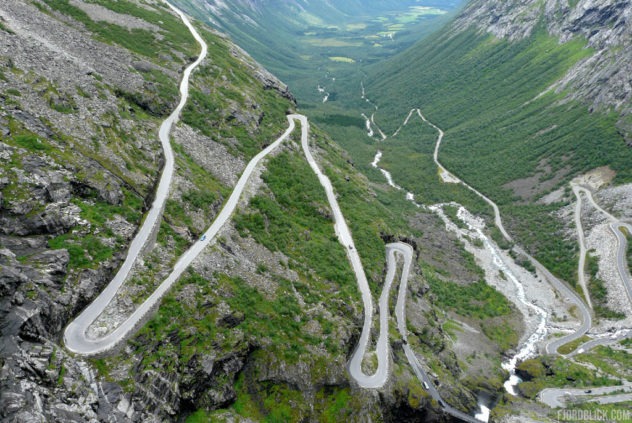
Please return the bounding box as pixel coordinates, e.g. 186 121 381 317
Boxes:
424 267 512 320
234 149 358 299
421 262 519 352
557 335 591 355
181 26 291 160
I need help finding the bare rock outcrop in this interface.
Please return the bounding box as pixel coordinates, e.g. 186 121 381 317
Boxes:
451 0 632 117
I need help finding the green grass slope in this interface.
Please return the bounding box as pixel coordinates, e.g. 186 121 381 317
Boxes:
362 25 632 284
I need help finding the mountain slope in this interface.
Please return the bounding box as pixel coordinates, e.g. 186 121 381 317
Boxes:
451 0 632 122
0 0 353 420
0 1 478 422
360 0 632 286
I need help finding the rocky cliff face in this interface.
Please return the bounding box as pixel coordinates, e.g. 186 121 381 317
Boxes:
451 0 632 119
0 0 169 419
0 0 290 421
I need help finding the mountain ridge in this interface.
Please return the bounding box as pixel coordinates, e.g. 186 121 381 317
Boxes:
449 0 631 118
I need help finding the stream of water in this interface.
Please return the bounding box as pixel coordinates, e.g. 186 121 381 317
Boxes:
456 206 549 395
371 143 549 409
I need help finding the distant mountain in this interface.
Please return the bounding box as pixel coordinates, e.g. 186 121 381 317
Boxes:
451 0 632 120
363 0 632 285
192 0 445 24
173 0 462 101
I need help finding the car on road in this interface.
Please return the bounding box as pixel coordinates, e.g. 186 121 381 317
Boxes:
201 235 206 241
423 381 429 390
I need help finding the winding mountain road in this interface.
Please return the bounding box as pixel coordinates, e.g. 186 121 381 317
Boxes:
390 242 482 423
537 185 632 405
612 222 632 305
572 184 594 309
574 186 632 305
59 3 407 398
62 5 632 416
565 185 632 354
297 115 390 388
414 109 591 356
419 110 512 241
421 110 631 406
64 0 209 355
61 18 478 415
539 383 632 408
62 6 402 397
364 100 631 411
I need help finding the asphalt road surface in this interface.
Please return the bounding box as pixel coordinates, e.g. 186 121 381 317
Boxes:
64 0 209 355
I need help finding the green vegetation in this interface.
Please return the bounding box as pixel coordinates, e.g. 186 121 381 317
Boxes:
575 346 632 379
97 88 418 422
0 21 15 34
424 266 512 319
57 364 66 386
40 0 196 62
419 259 520 351
482 323 519 351
113 259 367 420
155 221 189 258
510 250 536 274
620 337 632 348
136 272 322 364
181 28 290 160
75 193 144 226
315 127 415 285
48 233 114 268
235 150 357 295
586 252 625 319
361 27 632 285
505 204 577 283
316 386 355 422
189 375 363 422
182 189 217 209
45 191 143 270
176 0 456 105
152 142 228 252
13 134 51 152
0 88 158 285
517 356 621 399
442 319 462 340
443 204 467 230
557 335 591 355
11 73 77 114
310 106 491 218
